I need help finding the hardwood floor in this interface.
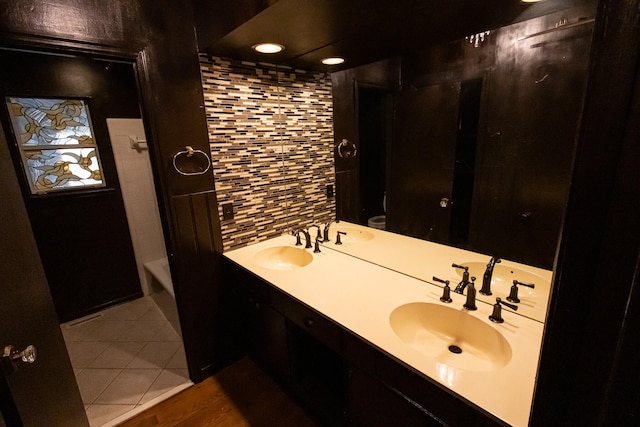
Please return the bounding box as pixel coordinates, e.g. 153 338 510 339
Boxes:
116 357 319 427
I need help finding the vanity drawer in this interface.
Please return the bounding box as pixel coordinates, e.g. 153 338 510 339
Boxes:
270 288 342 353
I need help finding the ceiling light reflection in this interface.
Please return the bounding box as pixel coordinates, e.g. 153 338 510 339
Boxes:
321 57 345 65
252 43 285 54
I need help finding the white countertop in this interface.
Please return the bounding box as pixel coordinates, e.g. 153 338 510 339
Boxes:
225 234 545 427
322 221 553 323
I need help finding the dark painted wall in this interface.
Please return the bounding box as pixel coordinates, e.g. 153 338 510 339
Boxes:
1 1 640 425
0 0 223 382
531 0 640 424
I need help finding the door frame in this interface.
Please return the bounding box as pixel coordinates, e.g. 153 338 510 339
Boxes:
0 35 179 424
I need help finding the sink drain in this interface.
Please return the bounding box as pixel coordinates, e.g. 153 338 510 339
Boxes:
448 345 462 354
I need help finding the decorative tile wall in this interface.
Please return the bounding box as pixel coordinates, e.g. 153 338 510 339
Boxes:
199 55 335 251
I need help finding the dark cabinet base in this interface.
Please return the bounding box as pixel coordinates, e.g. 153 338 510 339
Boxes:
348 366 440 427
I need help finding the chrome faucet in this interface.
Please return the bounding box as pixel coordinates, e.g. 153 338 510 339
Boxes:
292 228 312 249
323 219 339 242
479 256 501 296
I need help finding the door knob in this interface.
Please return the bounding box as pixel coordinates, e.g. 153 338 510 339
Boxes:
2 345 37 375
5 345 37 363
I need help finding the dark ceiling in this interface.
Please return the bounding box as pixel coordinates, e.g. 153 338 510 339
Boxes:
193 0 594 71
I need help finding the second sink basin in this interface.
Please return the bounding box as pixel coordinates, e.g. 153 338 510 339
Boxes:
254 246 313 271
331 226 375 243
457 263 546 296
389 302 512 372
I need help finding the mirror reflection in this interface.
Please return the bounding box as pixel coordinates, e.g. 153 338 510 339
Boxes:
199 0 598 322
326 3 596 272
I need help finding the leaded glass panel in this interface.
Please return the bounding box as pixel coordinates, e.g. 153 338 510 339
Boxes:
5 97 106 194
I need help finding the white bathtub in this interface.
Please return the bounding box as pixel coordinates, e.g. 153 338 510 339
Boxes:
144 258 182 337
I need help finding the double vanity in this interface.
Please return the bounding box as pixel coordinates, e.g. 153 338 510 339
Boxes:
223 222 550 426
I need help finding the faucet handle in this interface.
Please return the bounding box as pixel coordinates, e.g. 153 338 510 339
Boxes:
507 280 535 303
514 280 535 288
291 229 302 246
489 297 518 323
433 276 452 303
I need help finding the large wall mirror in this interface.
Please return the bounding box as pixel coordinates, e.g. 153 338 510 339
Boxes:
329 3 597 272
196 0 599 321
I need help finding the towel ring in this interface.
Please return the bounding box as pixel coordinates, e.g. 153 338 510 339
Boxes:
172 146 212 176
337 139 357 158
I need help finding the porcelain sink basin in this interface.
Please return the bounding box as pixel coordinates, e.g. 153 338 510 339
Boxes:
254 246 313 271
389 302 512 372
457 263 546 296
332 226 375 243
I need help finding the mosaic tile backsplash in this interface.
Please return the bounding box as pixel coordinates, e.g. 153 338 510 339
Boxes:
199 55 336 251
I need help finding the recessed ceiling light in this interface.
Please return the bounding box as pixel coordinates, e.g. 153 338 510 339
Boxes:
252 43 285 54
521 0 544 3
321 57 345 66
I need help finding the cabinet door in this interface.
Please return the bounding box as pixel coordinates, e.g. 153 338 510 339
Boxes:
347 366 438 427
250 300 290 380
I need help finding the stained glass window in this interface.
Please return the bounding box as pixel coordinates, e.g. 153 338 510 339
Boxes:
5 97 105 194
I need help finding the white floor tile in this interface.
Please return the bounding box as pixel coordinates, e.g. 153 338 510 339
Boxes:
66 341 110 369
165 345 188 369
151 323 180 342
94 368 161 405
83 320 136 342
138 369 190 405
64 297 188 426
86 404 136 427
61 318 101 342
76 368 122 404
127 341 181 369
116 320 167 342
88 341 146 369
138 304 166 321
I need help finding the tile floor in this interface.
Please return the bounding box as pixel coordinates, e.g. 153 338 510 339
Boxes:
61 296 191 427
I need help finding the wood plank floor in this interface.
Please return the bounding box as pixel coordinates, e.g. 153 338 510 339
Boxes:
117 357 319 427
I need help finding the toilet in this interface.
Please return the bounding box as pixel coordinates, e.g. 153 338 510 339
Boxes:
367 192 386 230
367 215 386 230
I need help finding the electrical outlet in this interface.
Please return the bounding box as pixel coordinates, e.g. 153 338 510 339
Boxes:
326 184 334 198
222 203 234 220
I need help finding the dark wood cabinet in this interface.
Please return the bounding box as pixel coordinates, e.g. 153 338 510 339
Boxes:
222 258 505 427
347 366 439 427
270 287 342 354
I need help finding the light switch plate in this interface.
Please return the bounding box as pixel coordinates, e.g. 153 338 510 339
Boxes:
326 184 334 198
222 203 234 220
